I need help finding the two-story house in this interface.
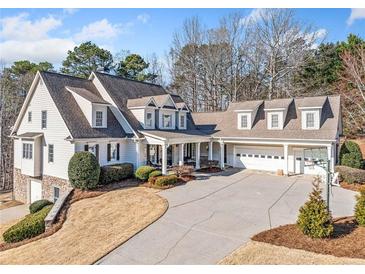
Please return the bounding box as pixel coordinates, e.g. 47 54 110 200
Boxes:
11 71 342 204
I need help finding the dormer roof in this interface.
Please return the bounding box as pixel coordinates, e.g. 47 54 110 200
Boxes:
264 98 293 111
66 86 109 105
296 96 327 109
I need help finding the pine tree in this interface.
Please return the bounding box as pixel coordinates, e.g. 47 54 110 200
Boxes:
297 176 333 238
355 187 365 226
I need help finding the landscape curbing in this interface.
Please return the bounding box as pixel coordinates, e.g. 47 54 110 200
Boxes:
44 188 73 230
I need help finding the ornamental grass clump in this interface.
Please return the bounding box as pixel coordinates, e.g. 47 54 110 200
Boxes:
297 176 333 238
355 187 365 226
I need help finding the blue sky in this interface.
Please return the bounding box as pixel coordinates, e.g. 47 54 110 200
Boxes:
1 8 364 67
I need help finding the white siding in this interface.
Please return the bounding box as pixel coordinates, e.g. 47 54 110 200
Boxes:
17 78 75 180
75 139 138 168
70 91 93 125
130 109 145 127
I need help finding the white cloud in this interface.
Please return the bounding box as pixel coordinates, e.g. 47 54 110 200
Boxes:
347 8 365 26
137 13 150 24
0 13 62 41
74 19 131 42
0 13 73 65
240 8 264 26
63 8 79 15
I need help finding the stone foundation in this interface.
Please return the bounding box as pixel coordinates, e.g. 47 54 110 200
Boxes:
13 168 72 204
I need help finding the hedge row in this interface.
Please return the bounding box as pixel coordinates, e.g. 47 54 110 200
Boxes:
335 165 365 184
155 175 178 187
99 163 134 185
29 199 53 214
135 166 156 181
3 205 52 243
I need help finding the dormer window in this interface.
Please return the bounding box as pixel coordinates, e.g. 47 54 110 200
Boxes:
237 113 251 130
271 114 279 128
162 114 172 128
146 112 153 127
95 111 103 127
306 113 315 128
179 112 186 129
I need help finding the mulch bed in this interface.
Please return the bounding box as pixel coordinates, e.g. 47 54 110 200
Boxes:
340 181 364 192
196 167 222 173
0 179 140 252
141 175 196 190
252 217 365 259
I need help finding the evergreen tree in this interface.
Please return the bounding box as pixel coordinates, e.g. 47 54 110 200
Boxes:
116 53 157 82
297 177 333 238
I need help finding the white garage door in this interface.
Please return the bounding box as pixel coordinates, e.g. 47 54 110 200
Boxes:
30 180 42 203
234 146 284 172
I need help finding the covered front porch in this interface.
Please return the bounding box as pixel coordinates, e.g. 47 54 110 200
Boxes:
142 130 225 175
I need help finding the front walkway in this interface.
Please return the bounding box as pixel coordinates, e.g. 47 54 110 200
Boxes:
98 169 357 265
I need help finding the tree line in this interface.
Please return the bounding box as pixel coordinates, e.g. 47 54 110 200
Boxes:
0 8 364 191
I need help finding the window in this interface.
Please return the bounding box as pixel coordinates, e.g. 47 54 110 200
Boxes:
236 153 240 157
260 155 265 158
179 113 185 128
41 111 47 129
146 112 153 127
248 154 253 157
22 143 33 159
48 144 54 163
271 114 279 128
162 114 172 128
242 154 247 157
254 155 259 158
110 143 117 161
274 156 279 159
95 111 103 127
240 115 248 128
306 112 315 128
267 155 272 159
53 187 60 203
28 111 32 122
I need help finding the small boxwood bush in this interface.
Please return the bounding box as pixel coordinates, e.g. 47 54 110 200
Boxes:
29 199 53 214
335 165 365 184
297 177 333 238
3 205 52 243
68 151 100 190
135 166 156 181
355 187 365 226
339 141 363 169
148 170 162 184
155 175 178 187
99 163 134 185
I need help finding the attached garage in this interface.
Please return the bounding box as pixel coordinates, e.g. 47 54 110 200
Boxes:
30 180 42 203
234 145 284 172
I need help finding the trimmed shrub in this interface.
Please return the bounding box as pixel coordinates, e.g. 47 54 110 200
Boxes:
355 187 365 226
339 141 363 169
99 163 134 185
68 152 100 190
297 176 333 238
149 170 162 179
148 170 162 184
29 199 53 214
135 166 155 181
3 205 52 243
155 175 178 187
335 165 365 184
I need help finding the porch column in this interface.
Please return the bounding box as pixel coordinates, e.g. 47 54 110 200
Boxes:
179 143 184 166
327 144 335 173
283 144 289 175
219 141 225 169
208 141 213 160
162 143 168 175
195 142 201 169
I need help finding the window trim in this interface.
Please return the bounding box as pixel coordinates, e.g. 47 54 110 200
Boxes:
179 112 186 129
110 143 118 161
162 113 173 128
95 111 103 127
53 186 60 203
41 110 47 129
145 112 153 128
48 144 54 163
271 113 279 129
22 143 33 160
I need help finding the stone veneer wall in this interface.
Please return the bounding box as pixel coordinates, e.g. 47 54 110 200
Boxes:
13 168 72 204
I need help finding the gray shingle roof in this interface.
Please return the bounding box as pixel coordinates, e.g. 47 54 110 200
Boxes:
66 86 109 104
192 96 341 140
94 72 198 135
40 71 129 139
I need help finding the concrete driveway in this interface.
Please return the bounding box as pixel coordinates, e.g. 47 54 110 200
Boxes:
98 169 357 265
